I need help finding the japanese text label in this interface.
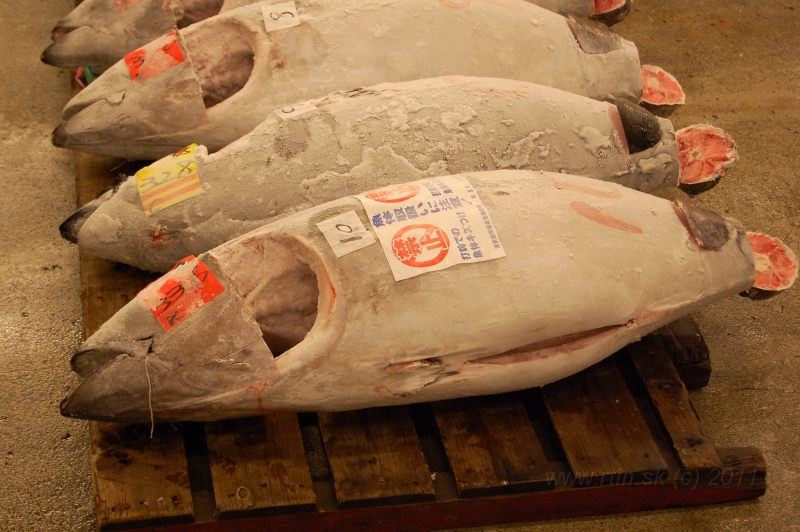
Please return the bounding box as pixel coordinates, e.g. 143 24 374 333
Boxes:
356 176 505 281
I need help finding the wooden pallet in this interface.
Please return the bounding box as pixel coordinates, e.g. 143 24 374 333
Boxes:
72 152 766 532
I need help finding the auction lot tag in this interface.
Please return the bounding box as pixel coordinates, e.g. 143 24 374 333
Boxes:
139 256 225 331
317 210 377 257
124 31 185 84
262 2 300 32
356 176 505 281
135 144 203 216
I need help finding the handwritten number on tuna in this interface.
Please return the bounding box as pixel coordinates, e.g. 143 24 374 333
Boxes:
335 223 363 244
138 161 195 194
270 11 295 20
152 266 209 328
153 283 185 317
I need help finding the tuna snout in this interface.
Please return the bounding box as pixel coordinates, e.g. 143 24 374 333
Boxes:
59 189 113 244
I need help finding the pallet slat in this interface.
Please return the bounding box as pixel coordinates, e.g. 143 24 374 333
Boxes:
205 414 316 517
92 422 194 530
628 335 722 471
659 316 712 390
542 357 668 484
318 407 435 508
432 396 554 496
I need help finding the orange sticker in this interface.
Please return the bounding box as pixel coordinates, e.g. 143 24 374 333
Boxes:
139 257 225 331
124 31 186 85
364 184 421 203
391 224 451 268
115 0 144 11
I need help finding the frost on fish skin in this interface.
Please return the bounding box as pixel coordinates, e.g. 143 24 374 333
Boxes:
67 77 685 272
60 170 759 422
54 0 643 160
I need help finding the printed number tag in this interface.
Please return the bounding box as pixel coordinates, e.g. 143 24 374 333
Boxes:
116 0 144 11
316 210 377 258
356 176 506 281
262 2 300 32
124 31 185 84
135 144 203 216
274 101 317 120
139 256 225 332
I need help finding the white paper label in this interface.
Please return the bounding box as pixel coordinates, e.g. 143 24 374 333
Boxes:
356 176 505 281
262 2 300 32
316 210 377 258
274 101 317 120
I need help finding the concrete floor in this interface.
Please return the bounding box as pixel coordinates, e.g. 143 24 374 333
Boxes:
0 0 797 530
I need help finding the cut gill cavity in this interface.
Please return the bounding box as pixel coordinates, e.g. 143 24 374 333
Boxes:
184 22 255 108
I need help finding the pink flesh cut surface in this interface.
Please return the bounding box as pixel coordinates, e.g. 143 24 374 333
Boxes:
747 232 798 291
641 65 686 105
677 126 737 184
594 0 626 15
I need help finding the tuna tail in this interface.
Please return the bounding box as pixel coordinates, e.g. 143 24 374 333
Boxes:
741 233 798 299
676 125 738 195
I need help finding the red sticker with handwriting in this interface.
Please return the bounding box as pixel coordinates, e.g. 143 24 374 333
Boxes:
124 31 185 84
139 257 225 331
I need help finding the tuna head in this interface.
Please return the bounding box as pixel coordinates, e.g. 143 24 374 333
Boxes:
41 0 229 72
42 0 177 72
60 170 778 423
52 10 262 159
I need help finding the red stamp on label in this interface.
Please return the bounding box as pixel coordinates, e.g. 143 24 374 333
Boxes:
139 257 225 331
124 31 185 84
364 184 421 203
391 224 450 268
115 0 144 11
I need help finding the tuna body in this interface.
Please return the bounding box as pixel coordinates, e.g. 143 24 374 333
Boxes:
61 170 756 423
68 77 678 272
53 0 643 160
43 0 626 73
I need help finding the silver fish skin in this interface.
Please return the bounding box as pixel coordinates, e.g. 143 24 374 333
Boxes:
66 77 680 273
61 169 756 423
42 0 630 72
52 0 644 160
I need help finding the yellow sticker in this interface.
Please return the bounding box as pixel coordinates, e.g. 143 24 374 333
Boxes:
136 144 203 216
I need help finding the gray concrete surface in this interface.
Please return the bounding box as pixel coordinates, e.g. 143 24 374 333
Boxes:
0 0 797 530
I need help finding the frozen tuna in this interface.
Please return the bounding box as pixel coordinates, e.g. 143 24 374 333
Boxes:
41 0 226 73
51 0 678 160
59 169 793 423
41 0 633 73
60 77 735 273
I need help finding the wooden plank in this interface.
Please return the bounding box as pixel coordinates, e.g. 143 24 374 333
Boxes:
628 334 722 472
92 422 194 530
432 395 554 496
205 414 316 517
120 446 766 532
318 406 435 508
74 150 190 530
658 316 712 390
542 357 668 484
